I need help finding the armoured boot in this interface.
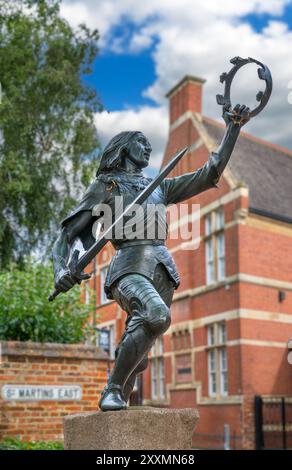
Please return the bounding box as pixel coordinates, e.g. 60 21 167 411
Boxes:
99 326 154 411
98 383 126 411
123 355 148 403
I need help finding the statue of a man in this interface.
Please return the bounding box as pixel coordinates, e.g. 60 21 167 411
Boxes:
52 104 249 411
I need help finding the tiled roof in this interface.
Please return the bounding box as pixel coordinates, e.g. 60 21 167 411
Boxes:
203 118 292 224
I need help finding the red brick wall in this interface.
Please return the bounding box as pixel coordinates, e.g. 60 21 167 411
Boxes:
168 79 204 125
238 223 292 283
0 341 108 442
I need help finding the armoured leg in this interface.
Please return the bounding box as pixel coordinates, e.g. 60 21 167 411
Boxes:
123 355 148 403
98 273 171 411
121 264 175 402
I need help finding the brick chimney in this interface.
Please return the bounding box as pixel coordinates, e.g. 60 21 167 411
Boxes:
166 75 206 125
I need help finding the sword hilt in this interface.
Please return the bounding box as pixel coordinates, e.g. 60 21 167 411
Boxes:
48 289 61 302
48 250 88 302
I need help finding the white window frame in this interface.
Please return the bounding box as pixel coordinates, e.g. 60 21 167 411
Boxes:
205 209 226 285
219 322 226 344
219 348 228 396
97 323 116 360
206 238 215 284
208 324 215 346
159 358 165 399
207 322 228 398
151 359 158 399
150 337 165 400
217 232 226 281
208 349 217 397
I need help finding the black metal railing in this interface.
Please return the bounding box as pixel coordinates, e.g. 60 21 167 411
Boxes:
255 395 292 449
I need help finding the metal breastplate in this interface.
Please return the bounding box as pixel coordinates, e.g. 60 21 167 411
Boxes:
99 175 168 247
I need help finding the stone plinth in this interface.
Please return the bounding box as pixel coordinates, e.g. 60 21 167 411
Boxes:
63 407 199 450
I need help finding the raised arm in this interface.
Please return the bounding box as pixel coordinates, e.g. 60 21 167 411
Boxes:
162 104 250 205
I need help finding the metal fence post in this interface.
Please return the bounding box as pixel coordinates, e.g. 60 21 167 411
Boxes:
281 397 287 450
255 395 264 449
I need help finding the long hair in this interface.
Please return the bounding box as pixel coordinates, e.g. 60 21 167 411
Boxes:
96 131 141 176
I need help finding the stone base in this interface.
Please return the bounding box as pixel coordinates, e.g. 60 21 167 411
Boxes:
63 407 199 450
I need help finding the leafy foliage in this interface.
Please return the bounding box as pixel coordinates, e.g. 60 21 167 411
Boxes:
0 437 63 450
0 0 102 268
0 262 95 343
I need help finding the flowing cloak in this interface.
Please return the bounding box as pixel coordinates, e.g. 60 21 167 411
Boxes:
61 154 220 299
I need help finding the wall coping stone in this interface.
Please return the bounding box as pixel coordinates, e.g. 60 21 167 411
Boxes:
0 340 109 361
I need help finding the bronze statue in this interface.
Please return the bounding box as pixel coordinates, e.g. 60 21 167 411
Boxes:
50 58 272 411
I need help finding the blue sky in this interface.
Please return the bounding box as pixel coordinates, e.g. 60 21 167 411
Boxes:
86 6 292 113
243 3 292 32
86 48 157 111
62 0 292 166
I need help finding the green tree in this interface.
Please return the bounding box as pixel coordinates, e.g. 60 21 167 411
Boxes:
0 0 102 268
0 262 95 343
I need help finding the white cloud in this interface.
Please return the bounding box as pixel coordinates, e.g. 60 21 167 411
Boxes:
61 0 292 154
60 0 290 45
94 106 168 171
128 24 156 53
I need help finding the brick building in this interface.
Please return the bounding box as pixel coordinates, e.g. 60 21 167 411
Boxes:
91 75 292 449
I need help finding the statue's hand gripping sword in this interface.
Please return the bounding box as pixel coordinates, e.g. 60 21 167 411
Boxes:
48 146 188 301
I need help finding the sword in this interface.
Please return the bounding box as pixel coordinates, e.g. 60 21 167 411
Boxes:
48 146 188 301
